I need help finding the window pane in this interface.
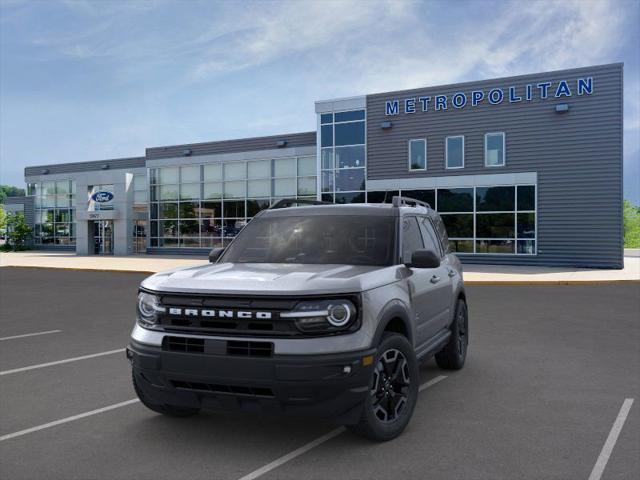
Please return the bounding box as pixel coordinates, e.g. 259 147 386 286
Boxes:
223 218 246 237
248 179 271 197
334 192 365 204
476 186 515 211
335 110 365 122
150 203 158 219
518 185 535 210
204 182 223 199
486 133 505 166
335 122 365 146
297 156 316 176
517 213 536 238
133 175 146 191
274 158 296 177
180 183 200 200
43 181 56 195
224 180 246 198
201 201 222 218
224 162 245 180
440 214 473 237
150 169 159 185
476 240 514 254
446 137 464 168
180 165 200 183
402 189 435 207
200 219 222 237
160 220 178 237
419 218 441 255
450 239 474 253
367 191 399 203
160 184 179 200
134 190 146 204
321 193 334 202
273 178 296 196
321 172 334 192
476 213 515 238
223 200 245 218
517 240 536 254
402 217 424 264
335 145 365 169
55 181 69 195
320 113 333 124
204 164 222 181
297 177 317 195
437 188 473 212
159 202 178 218
409 140 426 170
202 237 224 248
159 167 179 184
321 124 333 147
179 202 199 218
248 160 270 179
335 168 365 192
321 149 334 170
179 220 200 237
247 199 270 217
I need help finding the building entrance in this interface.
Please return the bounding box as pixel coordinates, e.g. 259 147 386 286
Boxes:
92 220 114 255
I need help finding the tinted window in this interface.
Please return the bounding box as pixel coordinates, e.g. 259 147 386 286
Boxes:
476 186 515 211
437 188 474 212
476 213 515 238
402 217 424 264
433 215 451 253
409 139 426 170
367 191 399 203
485 133 505 166
518 185 535 211
402 189 435 208
335 169 365 191
334 192 365 204
440 214 473 238
419 218 442 257
334 110 365 122
335 122 365 146
321 125 333 147
320 113 333 124
446 137 464 168
221 215 396 266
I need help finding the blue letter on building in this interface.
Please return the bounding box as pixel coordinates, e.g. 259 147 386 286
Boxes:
471 90 484 106
509 86 522 102
385 100 399 115
419 96 431 111
577 77 593 95
452 93 467 108
488 88 504 104
525 84 533 101
537 82 552 99
405 98 416 113
435 95 448 111
555 80 572 97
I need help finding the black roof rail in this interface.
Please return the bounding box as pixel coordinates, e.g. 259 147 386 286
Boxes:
269 198 332 209
391 196 432 209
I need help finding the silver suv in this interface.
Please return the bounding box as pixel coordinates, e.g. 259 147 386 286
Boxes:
127 197 468 441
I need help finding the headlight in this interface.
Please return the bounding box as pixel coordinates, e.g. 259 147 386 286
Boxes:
281 299 357 334
136 292 164 327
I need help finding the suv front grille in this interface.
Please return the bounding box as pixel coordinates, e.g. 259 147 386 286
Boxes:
163 336 204 353
171 380 274 398
227 340 273 357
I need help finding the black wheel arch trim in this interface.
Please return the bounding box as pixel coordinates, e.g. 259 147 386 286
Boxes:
371 300 413 347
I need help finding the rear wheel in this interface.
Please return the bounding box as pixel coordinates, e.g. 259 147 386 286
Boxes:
132 371 200 417
435 298 468 370
348 333 418 441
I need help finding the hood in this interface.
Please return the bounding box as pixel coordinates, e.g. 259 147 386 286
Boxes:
141 262 401 295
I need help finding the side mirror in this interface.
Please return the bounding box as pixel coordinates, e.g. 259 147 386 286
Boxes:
208 247 225 263
408 249 440 269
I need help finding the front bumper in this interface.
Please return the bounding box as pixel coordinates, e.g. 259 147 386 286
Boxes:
127 339 376 424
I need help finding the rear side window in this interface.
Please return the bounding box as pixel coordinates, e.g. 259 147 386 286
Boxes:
419 217 442 257
401 217 424 264
432 215 451 254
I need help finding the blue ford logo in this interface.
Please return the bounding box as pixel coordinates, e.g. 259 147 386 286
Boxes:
91 191 114 203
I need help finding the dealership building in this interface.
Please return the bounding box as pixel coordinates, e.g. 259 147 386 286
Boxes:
11 63 623 268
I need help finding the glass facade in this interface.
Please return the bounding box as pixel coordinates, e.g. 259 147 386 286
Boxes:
149 156 317 248
32 180 76 245
320 110 366 204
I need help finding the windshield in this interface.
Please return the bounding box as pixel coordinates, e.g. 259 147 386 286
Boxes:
220 215 396 266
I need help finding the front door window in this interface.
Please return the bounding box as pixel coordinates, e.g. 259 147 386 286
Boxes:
93 221 114 255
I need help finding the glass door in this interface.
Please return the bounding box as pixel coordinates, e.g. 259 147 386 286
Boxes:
93 220 114 255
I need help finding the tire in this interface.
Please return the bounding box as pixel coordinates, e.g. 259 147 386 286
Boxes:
435 298 469 370
132 371 201 418
348 333 419 442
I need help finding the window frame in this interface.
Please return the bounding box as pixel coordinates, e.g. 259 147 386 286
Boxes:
484 132 506 167
408 139 427 171
445 135 465 170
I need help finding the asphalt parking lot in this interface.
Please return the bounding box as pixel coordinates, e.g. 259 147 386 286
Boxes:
0 267 638 480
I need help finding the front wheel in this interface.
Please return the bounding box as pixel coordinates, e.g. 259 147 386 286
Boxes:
435 298 469 370
348 333 419 442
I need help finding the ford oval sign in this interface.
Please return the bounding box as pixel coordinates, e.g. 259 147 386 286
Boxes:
91 191 114 203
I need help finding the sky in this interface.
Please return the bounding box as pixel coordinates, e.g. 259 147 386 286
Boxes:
1 0 639 203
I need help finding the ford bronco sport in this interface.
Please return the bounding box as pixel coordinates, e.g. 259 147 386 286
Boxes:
127 196 468 441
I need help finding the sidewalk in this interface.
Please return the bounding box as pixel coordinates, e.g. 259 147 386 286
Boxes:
1 251 639 284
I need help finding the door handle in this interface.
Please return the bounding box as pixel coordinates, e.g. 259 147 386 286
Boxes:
448 269 457 278
430 275 441 284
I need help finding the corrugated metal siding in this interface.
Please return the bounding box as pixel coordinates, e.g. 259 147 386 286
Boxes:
24 157 145 177
366 63 623 268
146 132 316 159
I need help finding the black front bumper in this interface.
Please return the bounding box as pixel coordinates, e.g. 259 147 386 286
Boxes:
127 339 376 424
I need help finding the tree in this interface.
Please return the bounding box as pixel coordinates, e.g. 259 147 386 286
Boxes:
0 205 6 232
0 185 26 204
5 212 32 250
623 199 640 248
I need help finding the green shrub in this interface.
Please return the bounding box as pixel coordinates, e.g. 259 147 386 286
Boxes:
624 200 640 248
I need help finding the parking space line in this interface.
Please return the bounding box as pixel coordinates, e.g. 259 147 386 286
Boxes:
587 398 634 480
0 348 125 376
0 399 139 442
237 375 448 480
0 330 62 341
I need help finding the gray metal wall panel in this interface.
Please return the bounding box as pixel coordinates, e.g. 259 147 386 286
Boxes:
24 157 145 177
366 63 623 268
146 132 316 159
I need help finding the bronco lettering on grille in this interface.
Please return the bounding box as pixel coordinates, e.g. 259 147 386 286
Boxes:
167 308 272 319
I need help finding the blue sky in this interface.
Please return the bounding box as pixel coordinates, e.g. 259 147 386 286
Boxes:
1 0 639 202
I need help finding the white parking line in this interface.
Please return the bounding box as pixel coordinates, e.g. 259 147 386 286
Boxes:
0 330 62 341
587 398 634 480
237 375 448 480
0 348 125 376
0 399 139 442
